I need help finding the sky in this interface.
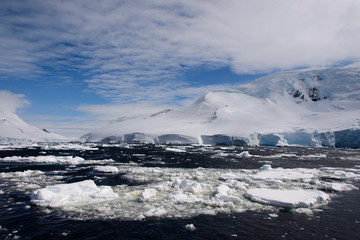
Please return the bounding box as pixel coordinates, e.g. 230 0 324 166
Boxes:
1 0 360 138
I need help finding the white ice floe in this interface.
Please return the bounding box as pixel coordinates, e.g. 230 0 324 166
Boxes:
245 188 330 208
259 164 272 171
165 147 186 153
42 143 98 151
237 151 252 158
166 191 201 203
144 207 167 218
0 156 85 165
30 180 118 208
185 224 196 231
318 182 358 192
175 179 205 193
139 188 157 202
252 165 319 181
93 166 119 174
0 170 44 178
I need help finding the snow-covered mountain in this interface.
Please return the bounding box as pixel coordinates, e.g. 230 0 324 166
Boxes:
81 63 360 148
0 110 68 142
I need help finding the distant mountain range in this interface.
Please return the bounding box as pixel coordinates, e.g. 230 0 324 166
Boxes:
81 63 360 148
0 110 68 142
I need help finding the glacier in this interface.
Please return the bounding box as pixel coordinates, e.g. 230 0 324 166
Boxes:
81 63 360 148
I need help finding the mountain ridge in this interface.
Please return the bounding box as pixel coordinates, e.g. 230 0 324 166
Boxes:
81 63 360 147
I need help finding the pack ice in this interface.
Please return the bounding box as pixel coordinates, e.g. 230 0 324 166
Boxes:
22 161 360 221
81 63 360 148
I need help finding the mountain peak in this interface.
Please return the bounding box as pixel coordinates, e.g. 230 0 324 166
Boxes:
82 64 360 147
0 110 68 142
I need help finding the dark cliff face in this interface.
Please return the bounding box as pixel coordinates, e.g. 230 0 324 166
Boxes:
286 75 328 103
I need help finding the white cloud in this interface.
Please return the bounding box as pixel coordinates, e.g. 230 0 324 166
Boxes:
0 90 30 113
1 0 360 104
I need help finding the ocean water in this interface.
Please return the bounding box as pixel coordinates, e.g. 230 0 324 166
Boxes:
0 144 359 240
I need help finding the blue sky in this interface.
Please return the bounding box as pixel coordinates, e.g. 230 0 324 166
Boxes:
1 0 360 138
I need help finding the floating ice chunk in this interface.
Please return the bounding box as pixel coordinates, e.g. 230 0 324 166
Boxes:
215 194 241 203
260 164 272 171
139 188 157 202
165 147 186 153
252 167 318 181
43 143 98 151
93 166 119 174
0 170 44 178
30 180 118 208
237 151 251 158
144 207 167 217
175 179 203 193
301 154 327 159
318 182 358 192
245 188 330 208
215 184 241 203
0 156 85 165
153 182 170 191
216 184 231 195
25 184 41 190
219 172 239 180
166 191 201 203
268 213 278 218
294 208 314 215
185 224 196 231
225 180 248 190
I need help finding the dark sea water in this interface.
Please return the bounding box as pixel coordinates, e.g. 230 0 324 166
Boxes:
0 145 359 240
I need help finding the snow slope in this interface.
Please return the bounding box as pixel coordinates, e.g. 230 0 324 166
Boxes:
0 110 68 142
81 63 360 147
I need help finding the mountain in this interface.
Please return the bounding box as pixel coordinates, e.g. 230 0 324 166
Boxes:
0 110 68 142
81 63 360 148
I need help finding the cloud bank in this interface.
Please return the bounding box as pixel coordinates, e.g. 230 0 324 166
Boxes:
1 0 360 105
0 90 30 113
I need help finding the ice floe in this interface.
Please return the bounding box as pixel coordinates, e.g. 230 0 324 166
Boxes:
317 182 358 192
30 180 118 208
165 147 186 153
139 188 157 202
251 165 319 181
93 166 119 174
0 155 85 165
245 188 330 208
